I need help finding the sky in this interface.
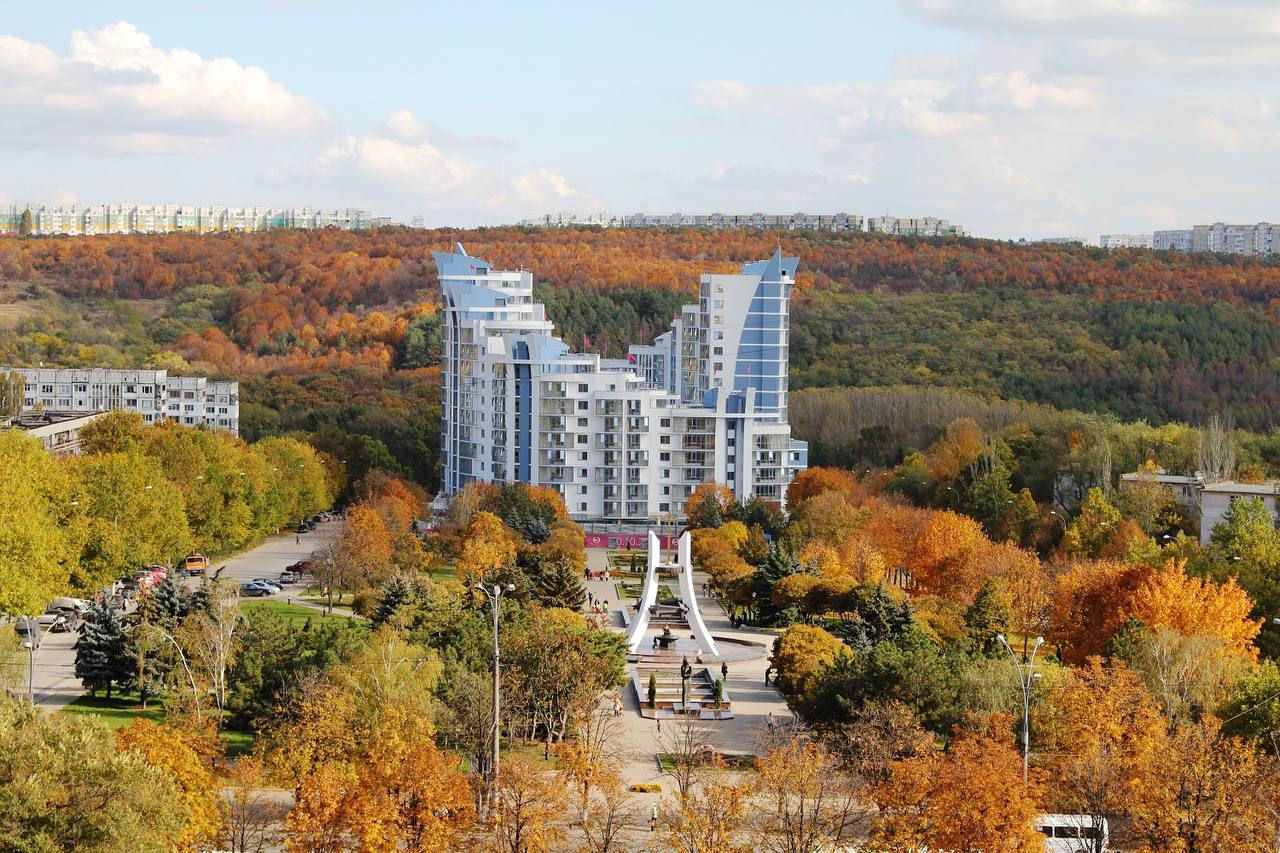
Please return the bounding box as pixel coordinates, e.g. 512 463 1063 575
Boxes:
1 0 1277 238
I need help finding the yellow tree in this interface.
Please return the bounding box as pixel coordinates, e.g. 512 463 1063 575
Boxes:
458 510 517 585
907 510 986 602
754 738 863 853
116 719 223 852
661 758 753 853
1121 559 1262 661
1048 559 1152 664
1045 659 1166 838
286 762 359 853
486 757 567 853
785 466 865 506
769 625 847 700
0 430 81 613
787 491 863 549
1127 717 1279 851
1061 487 1125 558
871 714 1044 853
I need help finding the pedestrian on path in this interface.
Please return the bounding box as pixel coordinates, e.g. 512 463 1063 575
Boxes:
656 716 661 733
296 535 301 545
650 804 659 832
720 661 728 681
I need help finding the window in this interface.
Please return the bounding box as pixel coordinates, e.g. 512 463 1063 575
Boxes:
578 485 587 494
578 469 588 478
662 486 670 495
578 417 588 427
578 503 587 512
660 502 670 512
660 452 670 462
660 435 670 445
578 384 588 393
74 384 87 393
577 400 588 410
713 315 724 324
713 299 724 309
713 346 723 356
660 418 671 428
714 331 724 340
661 469 670 478
576 435 587 444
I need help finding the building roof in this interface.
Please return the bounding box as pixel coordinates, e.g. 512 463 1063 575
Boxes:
1200 480 1279 495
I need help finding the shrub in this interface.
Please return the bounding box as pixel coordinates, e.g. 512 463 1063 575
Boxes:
630 783 662 793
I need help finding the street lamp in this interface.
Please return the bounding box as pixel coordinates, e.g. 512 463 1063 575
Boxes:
997 633 1043 789
473 581 516 808
18 616 46 708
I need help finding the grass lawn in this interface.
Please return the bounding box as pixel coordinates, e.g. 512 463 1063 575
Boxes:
616 582 675 601
61 693 255 756
425 564 458 583
239 598 352 627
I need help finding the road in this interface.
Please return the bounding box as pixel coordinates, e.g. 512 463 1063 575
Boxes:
20 521 339 713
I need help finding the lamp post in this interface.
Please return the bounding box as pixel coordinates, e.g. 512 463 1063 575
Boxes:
997 633 1043 789
474 581 515 809
18 616 45 708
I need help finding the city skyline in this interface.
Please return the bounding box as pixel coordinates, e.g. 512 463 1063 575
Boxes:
2 2 1277 238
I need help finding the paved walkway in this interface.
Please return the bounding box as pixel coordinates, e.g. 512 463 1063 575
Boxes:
584 547 793 791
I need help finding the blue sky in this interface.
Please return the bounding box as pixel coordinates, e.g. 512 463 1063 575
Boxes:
2 1 1277 237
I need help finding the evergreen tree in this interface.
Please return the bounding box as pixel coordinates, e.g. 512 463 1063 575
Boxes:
964 578 1012 655
146 573 188 628
371 574 416 630
535 555 586 611
753 541 802 626
17 208 32 237
828 584 916 650
74 599 129 698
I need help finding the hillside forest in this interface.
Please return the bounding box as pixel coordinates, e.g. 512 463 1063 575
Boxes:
2 227 1280 503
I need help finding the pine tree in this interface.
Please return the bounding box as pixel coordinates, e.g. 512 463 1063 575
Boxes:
147 573 188 629
753 541 801 626
964 578 1012 655
74 599 129 698
371 574 415 630
536 555 586 611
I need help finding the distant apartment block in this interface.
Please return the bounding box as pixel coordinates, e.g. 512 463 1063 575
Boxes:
5 368 238 435
1100 233 1154 249
1153 229 1194 252
517 211 937 234
865 215 966 237
0 204 379 236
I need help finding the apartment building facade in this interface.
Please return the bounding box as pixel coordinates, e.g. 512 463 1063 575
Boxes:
6 368 239 435
434 244 807 522
0 204 376 236
865 215 965 237
1100 233 1154 249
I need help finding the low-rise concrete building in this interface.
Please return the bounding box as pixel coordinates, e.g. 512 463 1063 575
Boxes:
1199 481 1279 544
3 411 105 455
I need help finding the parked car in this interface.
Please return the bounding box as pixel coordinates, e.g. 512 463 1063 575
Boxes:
13 621 38 644
49 596 90 614
251 577 284 592
278 571 300 584
36 611 68 632
239 582 272 597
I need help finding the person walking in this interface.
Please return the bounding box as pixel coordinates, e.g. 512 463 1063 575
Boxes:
720 661 729 682
650 804 659 832
296 534 301 545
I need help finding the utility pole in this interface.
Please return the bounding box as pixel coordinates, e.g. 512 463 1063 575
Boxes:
474 582 515 815
997 633 1043 789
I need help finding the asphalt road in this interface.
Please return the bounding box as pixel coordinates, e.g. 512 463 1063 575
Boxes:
17 520 338 713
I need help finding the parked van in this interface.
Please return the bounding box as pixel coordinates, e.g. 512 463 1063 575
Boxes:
1036 814 1108 852
183 553 209 576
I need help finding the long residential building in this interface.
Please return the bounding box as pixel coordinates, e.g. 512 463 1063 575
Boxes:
517 211 965 235
1100 233 1154 249
0 204 378 236
4 368 239 435
434 244 807 522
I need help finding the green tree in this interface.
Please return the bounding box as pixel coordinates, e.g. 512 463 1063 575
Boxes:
0 370 22 424
1209 495 1280 656
78 410 147 455
963 578 1012 655
967 461 1014 536
1061 487 1124 557
73 598 131 698
17 208 32 236
0 431 81 613
532 554 586 611
752 540 803 626
74 451 192 590
0 696 187 850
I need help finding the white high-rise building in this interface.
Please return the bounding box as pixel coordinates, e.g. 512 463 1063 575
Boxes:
434 244 807 521
6 368 238 435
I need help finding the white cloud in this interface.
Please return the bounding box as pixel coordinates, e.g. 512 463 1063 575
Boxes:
0 22 328 153
267 112 600 223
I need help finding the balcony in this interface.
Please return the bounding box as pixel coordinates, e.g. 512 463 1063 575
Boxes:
540 416 567 432
627 416 648 430
596 400 623 416
603 417 623 432
594 467 621 484
542 467 571 483
627 486 648 500
602 450 622 466
603 485 621 500
626 467 643 484
627 451 649 466
595 434 621 450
